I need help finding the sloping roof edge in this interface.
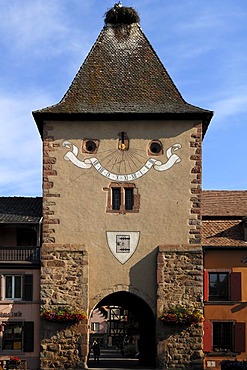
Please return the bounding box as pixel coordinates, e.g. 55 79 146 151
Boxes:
33 23 213 138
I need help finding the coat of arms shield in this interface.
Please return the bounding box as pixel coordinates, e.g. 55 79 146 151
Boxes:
106 231 140 264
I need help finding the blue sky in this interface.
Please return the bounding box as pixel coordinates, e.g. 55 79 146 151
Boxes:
0 0 247 196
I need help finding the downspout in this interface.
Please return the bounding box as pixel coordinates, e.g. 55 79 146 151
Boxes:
37 217 43 247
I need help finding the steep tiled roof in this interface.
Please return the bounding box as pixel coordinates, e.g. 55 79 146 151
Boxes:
202 220 246 247
0 197 42 223
202 190 247 247
33 22 213 134
202 190 247 217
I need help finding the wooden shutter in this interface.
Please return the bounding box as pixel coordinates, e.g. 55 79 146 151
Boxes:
24 322 34 352
204 270 209 301
23 275 33 301
233 322 245 352
231 272 241 301
203 321 212 352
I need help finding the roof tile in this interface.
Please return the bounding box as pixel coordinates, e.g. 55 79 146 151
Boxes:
33 24 212 118
202 190 247 217
0 197 42 223
202 219 246 247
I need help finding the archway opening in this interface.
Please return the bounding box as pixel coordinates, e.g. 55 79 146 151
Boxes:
89 291 156 368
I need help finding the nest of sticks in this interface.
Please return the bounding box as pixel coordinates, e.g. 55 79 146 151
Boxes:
105 3 140 25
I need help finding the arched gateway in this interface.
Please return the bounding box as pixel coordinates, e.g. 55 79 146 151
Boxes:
33 4 213 370
92 291 156 366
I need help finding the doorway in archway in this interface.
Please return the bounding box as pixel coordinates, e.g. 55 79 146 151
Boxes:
88 291 156 368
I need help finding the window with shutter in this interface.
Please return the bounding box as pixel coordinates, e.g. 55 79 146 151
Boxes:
3 274 33 301
209 272 229 301
205 270 242 302
204 321 246 353
2 322 34 353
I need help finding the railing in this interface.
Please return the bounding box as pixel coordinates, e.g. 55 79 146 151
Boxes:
0 246 40 263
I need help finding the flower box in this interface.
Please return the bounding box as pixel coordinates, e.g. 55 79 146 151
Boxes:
7 356 21 369
159 305 203 326
41 306 86 323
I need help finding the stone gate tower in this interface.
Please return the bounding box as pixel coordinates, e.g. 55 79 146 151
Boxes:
33 4 213 370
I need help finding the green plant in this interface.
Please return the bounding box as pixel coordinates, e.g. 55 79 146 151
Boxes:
159 304 203 326
41 306 86 323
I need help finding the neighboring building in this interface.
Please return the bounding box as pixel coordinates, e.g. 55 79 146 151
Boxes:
1 4 246 370
202 191 247 370
0 197 42 369
89 308 108 348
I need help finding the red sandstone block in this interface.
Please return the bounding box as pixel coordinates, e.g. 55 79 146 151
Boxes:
43 157 56 164
45 170 57 176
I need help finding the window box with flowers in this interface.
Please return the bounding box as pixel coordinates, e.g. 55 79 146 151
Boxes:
41 306 86 323
7 356 21 368
159 304 204 326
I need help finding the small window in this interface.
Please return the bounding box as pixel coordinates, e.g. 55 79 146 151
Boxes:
82 139 99 154
204 321 246 353
204 270 241 302
2 322 34 352
125 188 133 210
5 276 22 300
112 188 121 210
2 322 23 350
105 183 140 214
209 272 229 301
4 275 33 301
148 140 163 156
91 322 100 331
213 322 233 351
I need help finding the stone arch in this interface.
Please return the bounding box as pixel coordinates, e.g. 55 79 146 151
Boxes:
90 284 156 315
89 290 156 367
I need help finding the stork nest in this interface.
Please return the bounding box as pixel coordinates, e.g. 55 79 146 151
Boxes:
105 4 140 25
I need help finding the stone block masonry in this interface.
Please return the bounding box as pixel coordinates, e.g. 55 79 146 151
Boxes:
40 244 89 370
157 245 204 370
189 123 203 245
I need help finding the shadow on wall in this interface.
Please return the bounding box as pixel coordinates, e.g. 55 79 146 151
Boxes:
129 248 158 311
129 249 159 367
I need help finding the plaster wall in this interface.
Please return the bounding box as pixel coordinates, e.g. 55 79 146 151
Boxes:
43 119 201 308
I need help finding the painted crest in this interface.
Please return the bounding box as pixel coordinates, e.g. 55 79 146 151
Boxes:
106 231 140 264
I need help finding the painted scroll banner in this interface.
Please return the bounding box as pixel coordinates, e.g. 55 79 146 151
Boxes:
62 141 182 181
